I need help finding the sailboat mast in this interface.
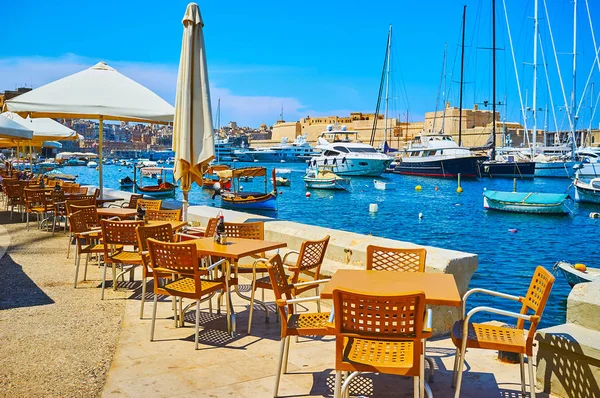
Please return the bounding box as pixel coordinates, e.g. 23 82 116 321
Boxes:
384 25 392 147
216 98 221 164
459 5 466 147
440 43 449 133
532 0 539 157
492 0 497 159
571 0 578 152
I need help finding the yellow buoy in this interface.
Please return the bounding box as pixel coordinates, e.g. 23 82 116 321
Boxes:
574 263 587 272
415 185 422 191
456 187 463 193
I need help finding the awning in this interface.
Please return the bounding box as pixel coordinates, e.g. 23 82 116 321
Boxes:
216 167 267 179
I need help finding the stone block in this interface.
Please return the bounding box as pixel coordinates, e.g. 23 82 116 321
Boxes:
567 281 600 331
536 323 600 398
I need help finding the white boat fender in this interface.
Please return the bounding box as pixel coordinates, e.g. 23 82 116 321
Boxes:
590 212 600 219
418 212 423 219
369 204 378 213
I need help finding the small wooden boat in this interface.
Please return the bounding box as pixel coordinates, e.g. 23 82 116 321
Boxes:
275 169 291 186
553 261 600 287
483 190 569 214
303 165 350 190
135 167 177 197
215 166 277 211
202 164 231 189
374 179 396 190
119 176 134 188
574 176 600 204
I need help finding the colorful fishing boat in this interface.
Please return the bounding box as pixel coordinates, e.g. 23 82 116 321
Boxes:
135 167 177 197
202 164 231 189
574 176 600 204
215 166 277 211
483 190 570 214
119 176 134 188
553 261 600 287
275 168 292 186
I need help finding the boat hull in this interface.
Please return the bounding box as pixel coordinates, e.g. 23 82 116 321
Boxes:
479 161 535 179
393 156 485 178
534 161 580 178
555 262 600 287
220 192 277 210
304 179 348 190
574 180 600 204
310 158 392 177
483 191 569 214
135 185 176 197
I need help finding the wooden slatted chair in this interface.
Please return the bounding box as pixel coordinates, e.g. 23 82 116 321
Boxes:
4 183 25 220
136 223 175 319
367 245 427 272
146 238 227 349
451 266 555 398
70 206 108 288
100 219 145 300
108 193 143 209
266 254 332 398
146 209 182 222
24 188 52 230
136 199 162 211
331 288 432 398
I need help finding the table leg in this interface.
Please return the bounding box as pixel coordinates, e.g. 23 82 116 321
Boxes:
225 260 235 335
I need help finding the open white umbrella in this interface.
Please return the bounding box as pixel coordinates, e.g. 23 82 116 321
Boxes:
2 112 78 143
0 113 33 140
173 3 215 220
5 62 174 197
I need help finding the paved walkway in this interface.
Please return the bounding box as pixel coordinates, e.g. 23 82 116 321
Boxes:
102 275 553 397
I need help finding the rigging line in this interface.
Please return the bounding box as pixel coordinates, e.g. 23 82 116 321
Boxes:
542 0 574 135
539 31 560 134
586 0 600 73
370 32 389 147
575 45 600 120
432 43 447 134
502 0 529 137
589 89 600 131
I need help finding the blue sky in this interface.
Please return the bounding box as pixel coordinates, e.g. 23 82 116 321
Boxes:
1 0 598 130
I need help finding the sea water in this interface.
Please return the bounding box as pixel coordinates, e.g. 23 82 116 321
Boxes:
69 162 598 328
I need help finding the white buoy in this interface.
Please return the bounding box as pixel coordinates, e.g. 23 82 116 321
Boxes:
306 192 311 198
239 186 244 191
213 182 221 190
418 212 423 219
369 203 378 213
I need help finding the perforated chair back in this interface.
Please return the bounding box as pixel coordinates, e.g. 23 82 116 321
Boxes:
366 245 427 272
518 266 555 346
124 194 143 209
223 221 264 240
295 235 330 274
137 199 162 210
136 223 174 252
146 209 181 222
101 219 144 246
66 197 96 215
204 217 218 238
266 254 295 323
146 239 202 295
69 206 99 234
24 188 50 211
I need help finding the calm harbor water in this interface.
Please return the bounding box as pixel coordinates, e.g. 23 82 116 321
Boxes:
69 162 598 328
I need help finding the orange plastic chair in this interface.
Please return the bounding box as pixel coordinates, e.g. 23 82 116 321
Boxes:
4 183 25 220
136 223 175 319
451 266 555 398
266 254 332 397
100 219 145 300
366 245 427 272
69 206 106 288
146 209 182 222
136 199 162 210
255 235 330 316
24 188 52 230
331 288 432 398
146 238 228 349
51 190 67 235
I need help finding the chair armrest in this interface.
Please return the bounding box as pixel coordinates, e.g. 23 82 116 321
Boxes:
278 296 321 305
465 306 534 325
282 250 300 267
291 279 330 288
251 257 269 270
107 216 121 221
206 258 227 271
185 226 205 233
107 203 121 208
176 232 201 240
78 229 102 236
461 288 523 319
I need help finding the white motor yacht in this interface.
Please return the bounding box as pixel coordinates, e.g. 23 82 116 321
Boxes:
308 126 393 177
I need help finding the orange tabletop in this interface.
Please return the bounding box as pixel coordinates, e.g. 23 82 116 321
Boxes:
147 220 187 231
97 207 137 218
320 269 462 307
190 237 286 260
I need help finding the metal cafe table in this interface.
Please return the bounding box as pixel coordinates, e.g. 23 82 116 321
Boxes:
188 237 287 334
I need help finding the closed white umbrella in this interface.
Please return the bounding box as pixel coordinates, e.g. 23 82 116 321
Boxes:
5 62 174 197
173 3 215 220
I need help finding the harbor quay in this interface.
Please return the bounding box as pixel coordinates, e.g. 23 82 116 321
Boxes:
4 187 597 397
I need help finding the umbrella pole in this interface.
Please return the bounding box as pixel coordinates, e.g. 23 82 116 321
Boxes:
182 188 189 222
98 116 104 198
29 145 33 173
